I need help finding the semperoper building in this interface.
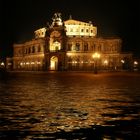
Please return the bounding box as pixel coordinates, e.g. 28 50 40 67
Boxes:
6 13 132 71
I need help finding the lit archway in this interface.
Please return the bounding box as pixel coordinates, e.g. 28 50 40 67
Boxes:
50 41 61 51
50 56 58 70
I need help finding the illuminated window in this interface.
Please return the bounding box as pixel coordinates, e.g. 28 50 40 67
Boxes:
70 28 73 32
75 43 80 51
50 41 61 51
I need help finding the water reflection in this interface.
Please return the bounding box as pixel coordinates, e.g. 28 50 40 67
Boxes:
0 72 140 139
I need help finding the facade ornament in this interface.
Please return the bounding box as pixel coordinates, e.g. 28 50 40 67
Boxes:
51 12 63 27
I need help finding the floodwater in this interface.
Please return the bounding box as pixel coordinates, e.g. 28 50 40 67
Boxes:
0 72 140 140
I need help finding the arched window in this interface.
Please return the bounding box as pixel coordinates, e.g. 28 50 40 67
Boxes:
38 45 41 52
98 45 101 51
28 47 31 53
86 29 89 32
84 43 88 51
81 29 84 32
32 46 35 53
50 41 61 51
75 43 80 51
24 48 28 54
91 44 96 51
68 43 72 51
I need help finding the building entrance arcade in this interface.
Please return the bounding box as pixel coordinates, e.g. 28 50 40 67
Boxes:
50 56 58 70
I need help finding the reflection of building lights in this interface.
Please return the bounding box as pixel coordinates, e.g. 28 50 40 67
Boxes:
92 52 101 74
121 60 125 63
134 61 138 65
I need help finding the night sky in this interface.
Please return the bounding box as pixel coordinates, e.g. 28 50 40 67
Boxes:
0 0 140 58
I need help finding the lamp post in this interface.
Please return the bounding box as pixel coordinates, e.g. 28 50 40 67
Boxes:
92 52 100 74
134 61 138 71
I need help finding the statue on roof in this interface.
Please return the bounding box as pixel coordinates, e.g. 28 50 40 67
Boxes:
53 13 61 19
51 13 63 27
69 15 72 20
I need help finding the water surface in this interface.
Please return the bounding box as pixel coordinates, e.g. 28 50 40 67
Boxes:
0 72 140 139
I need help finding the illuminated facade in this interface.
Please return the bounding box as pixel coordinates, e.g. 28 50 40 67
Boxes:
6 13 132 71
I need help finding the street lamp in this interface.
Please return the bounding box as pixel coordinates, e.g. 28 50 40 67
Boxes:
134 61 138 71
92 52 101 74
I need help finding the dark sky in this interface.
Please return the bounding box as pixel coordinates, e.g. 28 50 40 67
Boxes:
0 0 140 58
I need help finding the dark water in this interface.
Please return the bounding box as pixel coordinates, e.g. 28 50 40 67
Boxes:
0 72 140 140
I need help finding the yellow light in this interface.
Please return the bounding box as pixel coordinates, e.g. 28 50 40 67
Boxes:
37 62 41 64
121 60 125 63
50 61 55 68
67 53 73 56
31 62 35 65
92 52 100 59
134 61 138 65
26 62 29 65
20 62 23 66
104 60 108 64
1 62 5 66
8 63 12 66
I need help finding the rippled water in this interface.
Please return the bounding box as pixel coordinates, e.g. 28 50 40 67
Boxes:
0 72 140 139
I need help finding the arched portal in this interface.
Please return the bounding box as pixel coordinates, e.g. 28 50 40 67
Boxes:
50 56 58 70
50 41 61 51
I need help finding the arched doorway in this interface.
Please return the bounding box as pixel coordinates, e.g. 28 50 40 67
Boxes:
50 56 58 70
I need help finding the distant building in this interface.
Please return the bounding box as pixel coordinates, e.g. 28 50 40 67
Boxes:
6 13 132 71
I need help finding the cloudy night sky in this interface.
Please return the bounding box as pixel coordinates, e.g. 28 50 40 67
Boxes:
0 0 140 57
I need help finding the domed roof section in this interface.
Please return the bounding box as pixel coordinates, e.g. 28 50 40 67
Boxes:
64 18 97 37
64 19 93 26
